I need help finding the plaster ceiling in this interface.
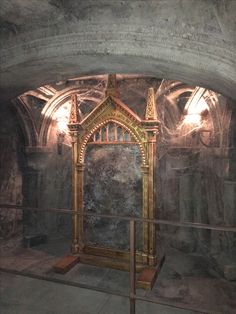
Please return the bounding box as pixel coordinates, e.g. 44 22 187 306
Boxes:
0 0 236 102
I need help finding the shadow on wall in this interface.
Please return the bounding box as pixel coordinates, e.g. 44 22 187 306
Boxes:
0 105 25 238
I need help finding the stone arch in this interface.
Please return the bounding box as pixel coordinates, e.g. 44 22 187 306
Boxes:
39 87 80 146
12 98 38 147
0 1 235 103
39 86 102 146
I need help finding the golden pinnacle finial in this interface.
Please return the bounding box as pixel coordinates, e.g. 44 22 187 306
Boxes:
105 74 119 98
145 87 157 120
69 93 80 124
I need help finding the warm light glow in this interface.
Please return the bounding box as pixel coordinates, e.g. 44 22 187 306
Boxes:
54 105 70 133
184 114 201 125
183 96 209 126
191 97 209 114
57 119 68 133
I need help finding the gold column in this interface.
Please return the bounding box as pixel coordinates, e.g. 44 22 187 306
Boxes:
144 87 159 266
76 162 85 253
68 93 81 254
147 131 157 265
141 164 149 264
71 131 79 253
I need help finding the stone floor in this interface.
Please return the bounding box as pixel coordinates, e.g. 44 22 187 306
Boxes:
0 271 198 314
0 235 236 314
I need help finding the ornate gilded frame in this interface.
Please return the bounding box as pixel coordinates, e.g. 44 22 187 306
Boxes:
68 82 159 268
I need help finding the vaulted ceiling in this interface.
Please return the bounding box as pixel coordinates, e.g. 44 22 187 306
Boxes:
0 0 236 103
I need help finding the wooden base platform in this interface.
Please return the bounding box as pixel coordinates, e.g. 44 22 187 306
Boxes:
53 253 165 290
137 255 165 290
53 255 79 274
78 253 145 272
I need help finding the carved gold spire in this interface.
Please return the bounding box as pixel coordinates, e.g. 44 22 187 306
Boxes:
105 74 120 98
145 87 157 120
69 93 80 124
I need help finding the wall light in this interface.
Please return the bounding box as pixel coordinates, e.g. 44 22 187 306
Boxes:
183 95 209 126
54 105 70 155
57 130 65 155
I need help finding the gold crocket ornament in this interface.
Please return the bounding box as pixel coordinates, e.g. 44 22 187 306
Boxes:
69 93 80 124
145 87 158 121
105 74 120 98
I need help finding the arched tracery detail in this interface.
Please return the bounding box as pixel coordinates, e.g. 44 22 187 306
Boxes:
79 118 147 165
39 85 104 146
88 121 134 143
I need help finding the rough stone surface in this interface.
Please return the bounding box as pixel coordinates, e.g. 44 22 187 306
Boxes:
224 264 236 281
0 0 236 103
0 105 24 238
0 238 236 313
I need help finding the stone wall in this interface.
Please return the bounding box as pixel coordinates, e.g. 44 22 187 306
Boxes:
0 105 24 238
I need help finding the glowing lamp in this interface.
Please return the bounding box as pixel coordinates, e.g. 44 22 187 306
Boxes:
54 105 69 154
183 97 209 126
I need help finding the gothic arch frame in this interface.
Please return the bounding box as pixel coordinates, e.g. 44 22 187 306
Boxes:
68 89 159 269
